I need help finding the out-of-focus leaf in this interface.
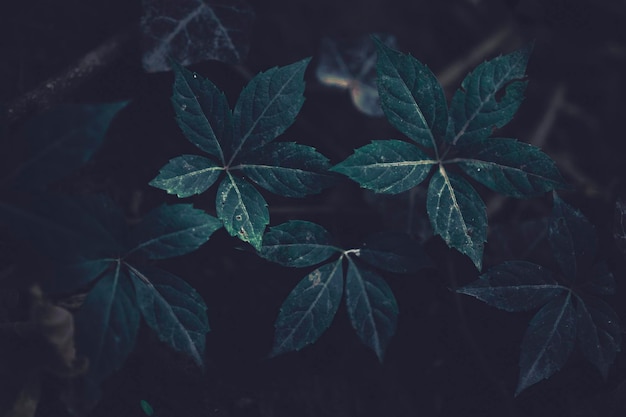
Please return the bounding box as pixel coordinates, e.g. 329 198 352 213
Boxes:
457 261 565 312
330 140 435 194
130 266 209 367
345 260 398 362
128 204 221 259
448 44 532 144
374 38 448 148
270 260 343 357
613 198 626 254
259 221 337 267
427 167 486 269
485 218 550 267
358 232 433 273
516 293 576 396
141 0 255 72
149 154 223 198
238 142 333 197
216 174 268 250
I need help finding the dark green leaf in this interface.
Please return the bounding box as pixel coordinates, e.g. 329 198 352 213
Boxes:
51 258 115 295
230 58 310 160
575 295 621 379
549 193 597 282
130 265 209 367
238 142 333 197
584 262 616 296
374 38 448 148
427 167 487 269
457 261 565 312
358 232 433 273
270 260 343 357
128 204 221 259
259 221 337 267
613 199 626 254
345 259 398 362
330 140 435 194
150 154 223 197
449 44 532 144
216 174 269 250
171 61 231 162
516 293 576 395
12 102 127 190
456 137 565 197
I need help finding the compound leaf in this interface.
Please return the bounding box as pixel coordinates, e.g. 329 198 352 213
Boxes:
270 260 343 357
456 137 565 198
374 38 448 148
216 174 268 250
171 61 231 162
449 43 532 144
457 261 565 312
238 142 333 197
130 266 209 367
516 293 576 395
150 154 223 197
345 259 398 362
141 0 255 72
230 58 310 160
259 220 337 267
330 140 435 194
358 232 433 273
128 204 221 259
427 167 487 269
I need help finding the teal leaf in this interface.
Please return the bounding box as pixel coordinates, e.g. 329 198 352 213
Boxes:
516 293 576 395
427 167 487 269
457 261 565 312
52 258 116 295
128 204 221 259
230 58 310 161
345 259 398 362
171 61 231 162
330 140 435 194
549 193 597 282
149 154 223 197
129 265 209 367
270 260 343 357
74 265 140 406
575 295 621 379
456 138 566 198
141 0 255 72
216 174 269 250
449 43 532 144
259 220 338 267
238 142 333 197
12 102 128 190
374 38 448 148
584 262 616 296
358 232 433 273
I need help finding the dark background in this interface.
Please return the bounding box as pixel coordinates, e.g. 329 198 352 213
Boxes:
2 0 626 416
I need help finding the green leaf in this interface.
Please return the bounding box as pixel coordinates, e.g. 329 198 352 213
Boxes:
516 293 576 396
270 260 343 357
259 220 338 267
427 167 487 269
230 58 310 161
374 38 448 148
345 259 398 362
575 296 621 379
330 140 435 194
457 261 565 312
130 265 209 367
456 138 565 198
150 154 223 197
74 264 140 406
216 174 269 250
549 193 597 282
11 102 128 190
171 61 231 162
238 142 333 197
128 204 221 259
449 43 532 144
358 232 433 273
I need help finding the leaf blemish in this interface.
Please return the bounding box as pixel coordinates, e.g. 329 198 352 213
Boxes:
308 269 322 286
